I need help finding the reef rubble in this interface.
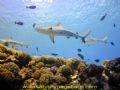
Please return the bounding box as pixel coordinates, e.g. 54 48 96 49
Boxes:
0 44 120 90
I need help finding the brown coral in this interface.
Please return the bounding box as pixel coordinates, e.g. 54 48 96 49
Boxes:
0 67 15 80
0 52 8 60
0 44 8 53
15 52 31 68
0 44 120 90
32 67 53 79
19 67 32 79
3 62 20 75
57 65 73 78
24 78 38 87
39 74 54 85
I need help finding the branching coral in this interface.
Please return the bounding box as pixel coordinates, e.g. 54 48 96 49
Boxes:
24 78 38 86
32 67 53 79
57 65 73 78
105 58 120 73
53 75 67 85
66 58 81 70
0 44 120 90
39 74 54 85
19 67 32 79
77 61 87 73
3 62 20 75
15 52 31 68
35 62 44 69
0 66 15 81
35 56 65 67
104 58 120 90
0 44 8 53
50 66 58 75
0 52 8 60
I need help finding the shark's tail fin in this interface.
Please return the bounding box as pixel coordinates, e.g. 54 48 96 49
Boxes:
102 36 108 43
80 30 91 43
23 42 31 46
19 42 31 47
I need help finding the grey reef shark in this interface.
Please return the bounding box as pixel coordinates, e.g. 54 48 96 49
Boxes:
35 24 91 44
0 38 30 47
85 36 108 44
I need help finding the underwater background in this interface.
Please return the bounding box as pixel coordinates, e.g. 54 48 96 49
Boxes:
0 0 120 64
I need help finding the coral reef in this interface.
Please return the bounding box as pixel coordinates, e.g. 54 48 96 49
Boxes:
0 44 120 90
104 58 120 90
39 74 54 85
57 65 73 78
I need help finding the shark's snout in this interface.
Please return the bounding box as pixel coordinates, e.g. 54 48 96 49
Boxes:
35 27 48 34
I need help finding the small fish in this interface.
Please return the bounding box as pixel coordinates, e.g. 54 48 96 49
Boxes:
33 23 36 28
113 24 116 27
75 33 79 39
76 32 79 34
66 36 70 39
94 59 100 63
36 47 39 52
77 48 82 52
75 37 78 39
110 42 115 46
77 53 84 60
15 21 24 25
100 13 107 21
26 5 36 9
51 53 58 56
26 46 28 48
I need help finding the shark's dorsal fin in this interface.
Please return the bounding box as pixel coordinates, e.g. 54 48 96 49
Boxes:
49 35 55 43
58 25 64 29
53 25 65 30
56 22 61 26
54 22 65 30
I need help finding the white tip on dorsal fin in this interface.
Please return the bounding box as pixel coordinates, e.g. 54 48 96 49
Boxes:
49 35 55 44
56 22 61 26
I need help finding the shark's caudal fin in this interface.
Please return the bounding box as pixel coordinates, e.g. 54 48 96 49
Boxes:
85 36 108 44
80 30 91 43
23 42 31 46
102 36 108 43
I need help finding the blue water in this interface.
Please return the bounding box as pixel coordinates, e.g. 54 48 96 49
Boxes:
0 0 120 64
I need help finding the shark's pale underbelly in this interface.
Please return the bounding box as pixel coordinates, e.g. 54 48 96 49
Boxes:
49 30 79 38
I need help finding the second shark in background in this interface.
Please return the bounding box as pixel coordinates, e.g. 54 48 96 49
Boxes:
0 38 30 48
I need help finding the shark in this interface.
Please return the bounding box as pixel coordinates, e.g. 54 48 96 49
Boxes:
35 24 91 44
84 36 108 44
0 38 30 47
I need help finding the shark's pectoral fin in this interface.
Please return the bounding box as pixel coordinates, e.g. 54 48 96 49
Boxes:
49 35 55 44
